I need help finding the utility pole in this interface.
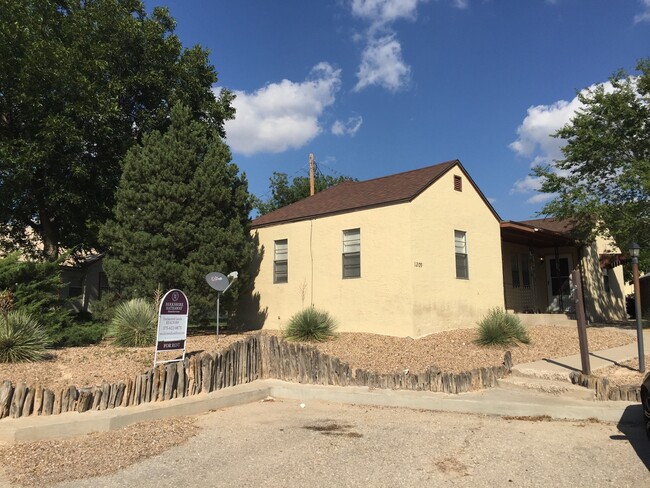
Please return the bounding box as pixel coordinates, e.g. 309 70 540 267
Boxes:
309 153 315 196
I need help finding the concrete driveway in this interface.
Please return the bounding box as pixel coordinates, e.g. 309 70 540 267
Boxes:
51 398 650 488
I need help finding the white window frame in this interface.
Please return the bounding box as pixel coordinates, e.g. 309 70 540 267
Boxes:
273 239 288 283
455 230 469 279
342 228 361 279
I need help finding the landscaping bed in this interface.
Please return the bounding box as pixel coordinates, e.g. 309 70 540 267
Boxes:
0 325 636 391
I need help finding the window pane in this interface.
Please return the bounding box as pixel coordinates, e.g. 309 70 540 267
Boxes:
343 252 360 278
456 254 468 279
274 260 288 283
343 229 360 253
511 254 520 288
454 230 466 254
274 239 288 260
521 253 531 287
274 239 288 283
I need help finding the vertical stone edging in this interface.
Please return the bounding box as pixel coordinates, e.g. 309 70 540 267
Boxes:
569 372 641 402
0 334 514 420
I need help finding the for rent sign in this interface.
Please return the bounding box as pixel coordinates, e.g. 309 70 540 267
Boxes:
156 289 189 353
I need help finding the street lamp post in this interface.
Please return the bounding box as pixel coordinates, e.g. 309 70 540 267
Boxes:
629 242 645 373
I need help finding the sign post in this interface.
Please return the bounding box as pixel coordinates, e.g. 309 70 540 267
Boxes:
205 271 238 339
154 289 189 367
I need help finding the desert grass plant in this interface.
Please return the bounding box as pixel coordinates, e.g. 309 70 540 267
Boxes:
475 307 530 346
283 307 338 342
108 298 157 347
0 310 50 363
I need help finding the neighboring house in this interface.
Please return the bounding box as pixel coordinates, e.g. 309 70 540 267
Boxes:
59 254 109 313
248 160 505 337
247 160 628 337
501 219 627 324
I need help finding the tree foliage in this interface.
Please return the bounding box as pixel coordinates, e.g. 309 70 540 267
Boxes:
0 251 72 333
533 59 650 268
0 0 235 260
100 104 254 324
255 170 355 215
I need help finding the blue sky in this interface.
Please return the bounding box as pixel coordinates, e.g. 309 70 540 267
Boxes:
156 0 649 221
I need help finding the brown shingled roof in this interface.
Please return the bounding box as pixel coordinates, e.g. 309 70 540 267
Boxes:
252 159 499 228
516 217 578 235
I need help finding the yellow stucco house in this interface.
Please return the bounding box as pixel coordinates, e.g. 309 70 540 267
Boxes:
248 160 503 337
246 160 627 337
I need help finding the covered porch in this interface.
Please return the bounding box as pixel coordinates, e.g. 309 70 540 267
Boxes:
500 220 580 317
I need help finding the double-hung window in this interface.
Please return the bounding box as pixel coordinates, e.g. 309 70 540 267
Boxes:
342 228 361 278
454 230 469 279
273 239 288 283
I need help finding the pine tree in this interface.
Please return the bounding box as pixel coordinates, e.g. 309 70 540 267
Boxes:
100 104 254 323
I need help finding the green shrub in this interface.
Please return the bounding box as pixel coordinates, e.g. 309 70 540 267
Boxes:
88 291 123 324
108 298 157 347
283 307 337 342
0 310 50 362
50 320 108 347
475 308 530 346
0 252 73 334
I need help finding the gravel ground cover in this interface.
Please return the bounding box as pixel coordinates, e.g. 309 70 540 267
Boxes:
0 325 637 391
0 324 642 487
1 400 648 487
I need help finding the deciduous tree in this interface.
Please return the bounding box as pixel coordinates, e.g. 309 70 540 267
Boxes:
0 0 234 260
533 59 650 269
255 170 355 215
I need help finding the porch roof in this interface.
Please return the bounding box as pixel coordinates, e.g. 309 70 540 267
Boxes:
500 220 578 248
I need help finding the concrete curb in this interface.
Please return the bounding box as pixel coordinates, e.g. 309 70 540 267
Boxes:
0 379 639 443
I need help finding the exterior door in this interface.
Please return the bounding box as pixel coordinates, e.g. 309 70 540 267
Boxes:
546 255 573 312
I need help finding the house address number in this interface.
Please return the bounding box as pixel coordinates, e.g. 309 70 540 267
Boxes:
414 261 423 268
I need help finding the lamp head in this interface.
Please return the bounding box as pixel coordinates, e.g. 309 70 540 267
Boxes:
629 242 641 258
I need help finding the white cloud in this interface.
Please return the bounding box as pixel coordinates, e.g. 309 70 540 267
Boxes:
351 0 421 26
332 115 364 136
635 0 650 23
350 0 429 92
224 63 341 156
508 81 614 203
451 0 468 9
511 175 543 194
355 35 411 92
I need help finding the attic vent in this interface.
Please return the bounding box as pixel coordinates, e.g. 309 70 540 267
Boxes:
454 175 462 192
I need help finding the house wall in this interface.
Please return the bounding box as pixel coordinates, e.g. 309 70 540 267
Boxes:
249 166 504 337
408 170 504 335
580 237 626 322
250 203 415 337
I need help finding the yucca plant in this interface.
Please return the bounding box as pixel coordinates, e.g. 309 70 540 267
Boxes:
0 310 50 363
283 307 337 342
475 307 530 346
108 298 157 347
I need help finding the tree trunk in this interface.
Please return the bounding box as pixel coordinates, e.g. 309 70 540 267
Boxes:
38 205 59 261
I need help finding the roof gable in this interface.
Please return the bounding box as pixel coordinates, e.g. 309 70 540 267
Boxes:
252 160 500 228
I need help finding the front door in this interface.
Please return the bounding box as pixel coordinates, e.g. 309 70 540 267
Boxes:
546 255 573 312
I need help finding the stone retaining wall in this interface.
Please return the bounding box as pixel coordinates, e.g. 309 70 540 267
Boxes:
0 334 513 420
569 372 641 401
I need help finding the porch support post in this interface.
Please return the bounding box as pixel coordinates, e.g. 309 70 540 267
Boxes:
572 269 591 375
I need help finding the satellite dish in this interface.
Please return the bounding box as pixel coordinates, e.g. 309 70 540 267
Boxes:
205 272 229 292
